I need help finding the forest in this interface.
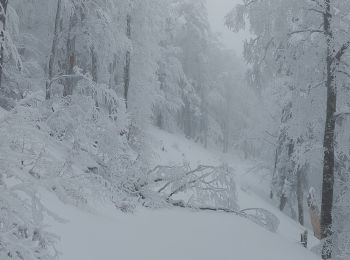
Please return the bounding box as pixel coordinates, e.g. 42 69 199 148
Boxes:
0 0 349 259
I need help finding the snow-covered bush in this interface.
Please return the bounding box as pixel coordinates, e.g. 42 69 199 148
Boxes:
0 74 143 254
0 180 59 260
0 104 59 259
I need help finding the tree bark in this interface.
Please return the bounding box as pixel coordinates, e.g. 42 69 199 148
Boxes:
123 14 131 108
296 167 304 226
0 0 8 90
183 97 192 138
63 13 77 97
320 1 336 258
279 193 287 211
46 0 62 100
91 46 98 83
270 148 279 199
108 54 117 89
222 120 229 153
90 45 99 108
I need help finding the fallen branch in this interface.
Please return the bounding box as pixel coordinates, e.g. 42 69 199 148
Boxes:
137 164 280 233
167 198 280 233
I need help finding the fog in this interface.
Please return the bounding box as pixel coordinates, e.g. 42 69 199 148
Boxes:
1 1 349 259
206 0 250 56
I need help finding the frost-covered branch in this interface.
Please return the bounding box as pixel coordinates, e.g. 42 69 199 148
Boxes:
47 73 84 90
334 41 350 63
139 164 279 233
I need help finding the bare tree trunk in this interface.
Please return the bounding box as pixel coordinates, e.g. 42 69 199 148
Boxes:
279 192 287 211
46 0 62 100
201 103 208 148
318 2 350 257
270 149 279 199
63 13 77 97
123 14 131 108
279 139 294 212
301 231 308 248
223 88 232 154
296 167 304 226
90 46 98 83
222 120 228 153
108 54 117 89
183 98 192 138
320 1 336 258
0 0 8 90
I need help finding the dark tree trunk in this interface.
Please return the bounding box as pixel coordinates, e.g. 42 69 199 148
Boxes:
90 45 99 109
109 54 117 89
123 14 131 108
270 149 279 199
301 231 308 248
63 13 77 97
320 1 336 258
222 100 230 154
156 111 163 129
200 104 208 148
91 46 98 83
183 98 192 138
279 193 287 211
222 120 228 154
296 167 304 226
0 0 8 90
279 139 294 212
46 0 62 100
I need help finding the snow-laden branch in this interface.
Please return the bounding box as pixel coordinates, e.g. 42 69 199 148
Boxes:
139 164 280 233
334 41 350 62
47 73 84 90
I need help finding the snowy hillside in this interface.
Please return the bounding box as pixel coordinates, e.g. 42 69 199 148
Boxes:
42 127 319 260
3 1 350 259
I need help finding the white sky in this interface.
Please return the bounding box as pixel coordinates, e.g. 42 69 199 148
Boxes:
206 0 250 57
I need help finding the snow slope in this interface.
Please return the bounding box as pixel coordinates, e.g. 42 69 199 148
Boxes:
43 127 319 260
45 195 318 260
148 127 319 246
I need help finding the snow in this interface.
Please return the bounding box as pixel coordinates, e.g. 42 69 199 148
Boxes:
44 193 318 260
148 127 231 167
42 127 320 260
148 126 319 247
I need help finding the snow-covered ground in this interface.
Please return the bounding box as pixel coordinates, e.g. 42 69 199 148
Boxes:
148 127 319 245
43 127 319 260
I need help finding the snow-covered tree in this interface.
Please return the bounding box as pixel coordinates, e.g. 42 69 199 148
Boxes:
227 0 350 258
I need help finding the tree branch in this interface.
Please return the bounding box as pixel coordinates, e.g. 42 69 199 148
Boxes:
336 70 350 79
245 0 258 7
288 29 323 36
47 74 84 89
307 8 324 15
334 41 350 62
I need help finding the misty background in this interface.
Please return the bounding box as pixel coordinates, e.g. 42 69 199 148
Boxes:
0 0 349 259
207 0 249 57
